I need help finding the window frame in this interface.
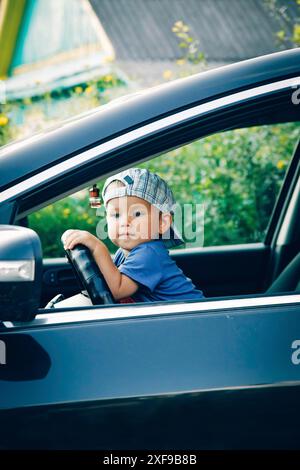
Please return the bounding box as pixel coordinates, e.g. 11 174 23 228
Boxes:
3 293 300 330
1 77 300 322
0 76 298 222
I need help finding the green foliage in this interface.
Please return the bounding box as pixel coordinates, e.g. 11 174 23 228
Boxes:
29 123 299 256
29 194 115 258
265 0 300 47
142 123 299 246
0 104 12 146
13 74 124 107
2 73 126 144
172 20 206 66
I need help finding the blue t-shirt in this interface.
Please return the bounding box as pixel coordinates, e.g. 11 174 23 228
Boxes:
113 240 205 303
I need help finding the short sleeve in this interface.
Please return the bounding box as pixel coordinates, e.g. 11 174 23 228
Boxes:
119 244 163 292
113 248 125 267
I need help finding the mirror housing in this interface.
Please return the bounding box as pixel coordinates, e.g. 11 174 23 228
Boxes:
0 225 42 321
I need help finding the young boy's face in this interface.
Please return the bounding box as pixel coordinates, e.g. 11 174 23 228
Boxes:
106 195 162 251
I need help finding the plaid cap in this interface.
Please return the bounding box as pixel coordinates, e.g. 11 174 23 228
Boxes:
102 168 184 248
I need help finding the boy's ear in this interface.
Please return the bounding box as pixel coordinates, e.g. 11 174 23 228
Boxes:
159 212 172 235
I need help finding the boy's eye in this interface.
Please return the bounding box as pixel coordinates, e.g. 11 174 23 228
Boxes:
133 210 142 217
110 213 120 218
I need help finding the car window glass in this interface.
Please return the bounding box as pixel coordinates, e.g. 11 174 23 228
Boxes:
28 122 299 257
140 122 300 248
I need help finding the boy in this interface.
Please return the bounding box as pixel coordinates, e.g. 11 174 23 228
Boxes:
62 168 204 303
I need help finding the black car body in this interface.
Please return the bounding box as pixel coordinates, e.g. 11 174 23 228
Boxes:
0 49 300 449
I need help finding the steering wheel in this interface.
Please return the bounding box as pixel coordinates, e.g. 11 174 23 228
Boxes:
64 244 115 305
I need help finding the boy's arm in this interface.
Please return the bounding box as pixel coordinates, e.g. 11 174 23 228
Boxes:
92 245 138 301
62 229 138 301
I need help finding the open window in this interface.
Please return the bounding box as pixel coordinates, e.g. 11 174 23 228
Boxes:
28 121 299 310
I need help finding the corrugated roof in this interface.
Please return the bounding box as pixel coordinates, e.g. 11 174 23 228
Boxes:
89 0 298 63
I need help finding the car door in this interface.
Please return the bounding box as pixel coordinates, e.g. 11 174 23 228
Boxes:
1 295 300 449
37 120 299 306
0 50 300 449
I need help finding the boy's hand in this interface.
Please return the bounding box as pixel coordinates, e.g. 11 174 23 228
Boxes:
61 229 105 255
62 229 138 301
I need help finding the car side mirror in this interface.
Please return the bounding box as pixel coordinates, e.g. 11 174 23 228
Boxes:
0 225 42 322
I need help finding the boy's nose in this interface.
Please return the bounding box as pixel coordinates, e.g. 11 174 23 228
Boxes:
119 215 131 226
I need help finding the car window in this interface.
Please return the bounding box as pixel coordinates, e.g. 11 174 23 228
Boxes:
141 123 300 248
28 122 299 257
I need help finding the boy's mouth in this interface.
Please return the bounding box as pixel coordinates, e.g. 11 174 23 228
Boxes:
118 232 141 241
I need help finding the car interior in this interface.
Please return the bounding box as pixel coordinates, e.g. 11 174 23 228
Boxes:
266 252 300 294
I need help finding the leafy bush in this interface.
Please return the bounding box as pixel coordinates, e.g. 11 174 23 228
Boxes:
143 123 300 246
264 0 300 47
0 104 12 147
6 73 126 142
29 194 117 258
29 122 299 256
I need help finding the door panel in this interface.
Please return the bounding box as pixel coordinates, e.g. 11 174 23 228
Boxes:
1 300 300 448
171 243 270 297
41 259 79 307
